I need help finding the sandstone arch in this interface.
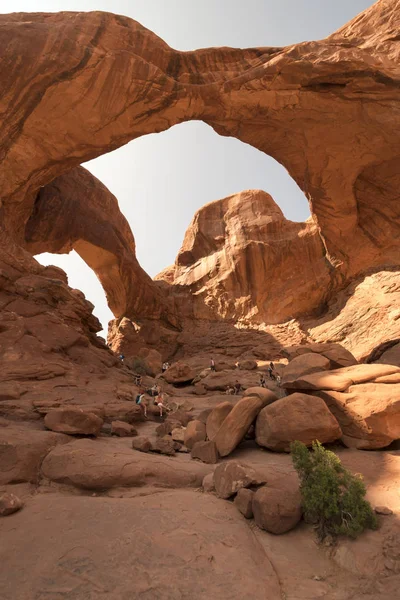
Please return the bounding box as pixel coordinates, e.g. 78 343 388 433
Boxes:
0 0 398 283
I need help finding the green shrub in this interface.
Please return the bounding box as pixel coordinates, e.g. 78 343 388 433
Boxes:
291 440 377 541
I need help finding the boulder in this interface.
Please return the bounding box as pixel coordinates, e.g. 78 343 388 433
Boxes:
152 436 176 456
202 472 215 492
202 370 259 392
375 342 400 367
255 393 342 452
171 427 186 442
167 410 192 427
314 382 400 449
163 362 196 384
111 421 137 437
184 420 206 450
282 353 330 388
284 364 400 392
374 506 393 515
132 436 152 453
243 387 278 404
282 343 358 369
215 359 237 372
44 408 103 436
252 486 302 534
191 441 219 464
234 489 254 519
214 461 265 499
238 360 257 371
0 426 69 484
214 392 277 457
138 347 162 376
197 408 212 424
0 493 23 516
206 402 233 441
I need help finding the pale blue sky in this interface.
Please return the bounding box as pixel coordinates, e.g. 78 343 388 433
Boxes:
5 0 374 332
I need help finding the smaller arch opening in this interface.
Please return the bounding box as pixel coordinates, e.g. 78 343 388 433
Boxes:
35 250 114 336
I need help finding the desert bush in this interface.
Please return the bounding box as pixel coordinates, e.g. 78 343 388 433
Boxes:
291 440 377 541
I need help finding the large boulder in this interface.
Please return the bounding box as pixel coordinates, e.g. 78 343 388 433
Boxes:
184 420 206 450
282 343 358 369
314 383 400 449
284 363 400 392
191 440 219 464
132 436 152 453
44 408 103 436
252 486 302 534
238 359 257 371
214 461 265 499
206 402 233 441
282 353 330 388
0 426 69 484
255 393 342 452
151 436 177 456
214 391 277 457
243 387 279 404
163 362 196 384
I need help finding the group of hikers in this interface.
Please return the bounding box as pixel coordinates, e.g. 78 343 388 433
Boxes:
116 350 280 419
208 357 281 395
135 383 171 418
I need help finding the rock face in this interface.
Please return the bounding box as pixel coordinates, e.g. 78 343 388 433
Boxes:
0 2 398 352
255 393 342 452
44 408 103 436
0 493 281 600
215 392 277 457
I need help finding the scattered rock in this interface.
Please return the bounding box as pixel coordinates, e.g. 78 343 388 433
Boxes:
252 486 302 534
0 493 23 516
184 420 206 450
374 506 393 515
171 427 186 442
152 436 176 456
111 421 137 437
206 401 233 441
202 472 215 492
234 488 254 519
132 436 152 453
255 393 342 452
156 421 178 437
215 392 277 457
214 461 265 499
44 408 103 436
191 440 219 464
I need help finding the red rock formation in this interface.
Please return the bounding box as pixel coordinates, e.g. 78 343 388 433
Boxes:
157 189 331 323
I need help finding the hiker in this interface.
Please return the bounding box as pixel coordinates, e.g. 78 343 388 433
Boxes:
133 373 142 386
210 357 216 372
225 385 234 395
268 362 276 380
135 391 147 417
155 392 168 417
234 380 241 395
162 362 170 372
151 383 159 397
119 354 125 362
259 374 267 388
276 374 281 385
